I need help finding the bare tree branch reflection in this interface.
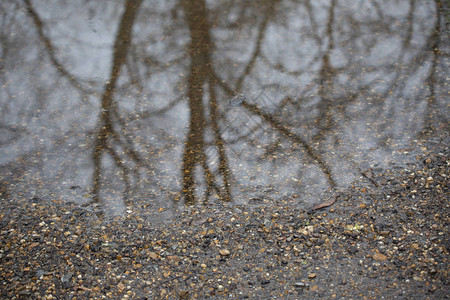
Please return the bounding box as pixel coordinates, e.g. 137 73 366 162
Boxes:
215 74 337 188
208 76 232 201
235 4 275 91
420 0 449 135
23 0 94 98
92 0 143 209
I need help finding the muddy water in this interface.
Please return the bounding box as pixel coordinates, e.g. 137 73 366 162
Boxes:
0 0 448 218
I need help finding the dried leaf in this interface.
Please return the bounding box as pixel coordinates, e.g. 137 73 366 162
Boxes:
312 197 336 210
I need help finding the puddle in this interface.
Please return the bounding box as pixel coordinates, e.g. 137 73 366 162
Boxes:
0 0 448 219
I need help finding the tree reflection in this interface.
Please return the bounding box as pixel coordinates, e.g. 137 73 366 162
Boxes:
23 0 96 99
181 0 232 204
0 0 447 213
92 0 143 209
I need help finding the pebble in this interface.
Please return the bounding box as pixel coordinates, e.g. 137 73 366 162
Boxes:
1 141 447 299
347 246 358 254
36 269 45 278
293 282 308 288
372 252 387 261
219 249 230 256
61 272 73 284
179 290 189 299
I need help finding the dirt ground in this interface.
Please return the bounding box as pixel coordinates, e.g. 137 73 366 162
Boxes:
1 132 448 299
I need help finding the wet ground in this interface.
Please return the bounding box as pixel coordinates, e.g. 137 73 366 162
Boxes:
0 0 449 299
1 131 448 299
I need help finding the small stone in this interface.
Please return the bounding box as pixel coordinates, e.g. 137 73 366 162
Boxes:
219 249 230 256
372 252 387 261
36 269 45 278
61 272 73 284
18 289 31 296
347 246 358 254
308 273 317 279
428 285 438 292
179 290 189 299
293 282 307 288
343 230 354 236
117 282 125 291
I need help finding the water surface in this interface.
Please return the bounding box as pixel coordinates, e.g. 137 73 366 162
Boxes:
1 0 448 219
